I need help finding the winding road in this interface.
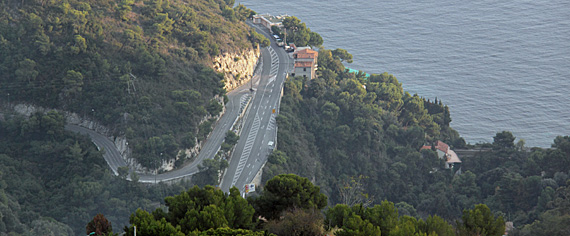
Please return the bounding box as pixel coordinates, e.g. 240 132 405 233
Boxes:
65 125 128 176
66 21 292 186
66 80 251 183
220 23 293 193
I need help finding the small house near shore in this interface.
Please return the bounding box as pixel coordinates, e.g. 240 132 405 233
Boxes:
421 140 462 172
292 48 318 79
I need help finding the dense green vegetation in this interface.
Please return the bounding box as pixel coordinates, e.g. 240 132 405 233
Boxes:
0 0 264 169
1 1 568 233
0 112 194 235
263 46 570 235
460 134 570 235
192 131 240 187
1 98 567 235
124 185 257 235
112 174 509 236
271 16 323 47
264 47 462 205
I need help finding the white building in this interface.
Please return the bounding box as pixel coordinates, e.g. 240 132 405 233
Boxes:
292 48 318 79
252 14 288 31
421 140 462 172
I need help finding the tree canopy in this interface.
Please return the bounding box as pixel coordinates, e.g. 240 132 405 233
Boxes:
0 0 264 169
282 16 323 47
457 204 505 236
262 50 464 210
0 112 196 234
124 185 255 235
261 43 569 235
252 174 327 220
86 214 114 236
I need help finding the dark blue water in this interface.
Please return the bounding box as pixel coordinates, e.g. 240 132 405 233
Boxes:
242 0 570 147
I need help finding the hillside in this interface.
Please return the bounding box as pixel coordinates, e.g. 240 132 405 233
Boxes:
0 0 267 169
264 46 464 205
0 112 196 235
2 1 569 234
263 45 570 234
93 174 514 236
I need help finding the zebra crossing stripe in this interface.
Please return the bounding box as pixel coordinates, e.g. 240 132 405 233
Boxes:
266 114 276 130
231 113 261 186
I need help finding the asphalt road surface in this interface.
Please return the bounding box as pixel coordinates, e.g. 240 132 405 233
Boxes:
66 22 291 186
65 124 128 176
220 23 293 193
66 76 253 183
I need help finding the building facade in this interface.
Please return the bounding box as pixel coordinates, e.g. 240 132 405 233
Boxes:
253 14 288 31
292 48 318 79
421 140 462 172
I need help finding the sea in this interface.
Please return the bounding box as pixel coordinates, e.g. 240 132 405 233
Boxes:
241 0 570 147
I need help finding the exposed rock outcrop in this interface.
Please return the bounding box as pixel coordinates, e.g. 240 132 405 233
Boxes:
213 47 260 92
176 94 226 170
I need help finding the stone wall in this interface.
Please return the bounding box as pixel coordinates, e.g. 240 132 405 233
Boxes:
213 47 260 92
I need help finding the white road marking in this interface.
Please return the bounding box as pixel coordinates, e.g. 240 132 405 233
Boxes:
231 113 261 186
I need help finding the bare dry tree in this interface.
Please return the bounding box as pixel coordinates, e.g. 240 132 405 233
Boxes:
338 175 374 207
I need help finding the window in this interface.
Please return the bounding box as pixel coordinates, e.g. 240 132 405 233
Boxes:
303 68 306 71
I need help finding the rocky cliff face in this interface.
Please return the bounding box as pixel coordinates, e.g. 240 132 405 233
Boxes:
213 47 260 92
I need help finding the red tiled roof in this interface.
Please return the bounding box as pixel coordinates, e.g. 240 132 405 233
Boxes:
294 49 318 59
420 141 449 153
435 141 449 153
295 61 313 68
